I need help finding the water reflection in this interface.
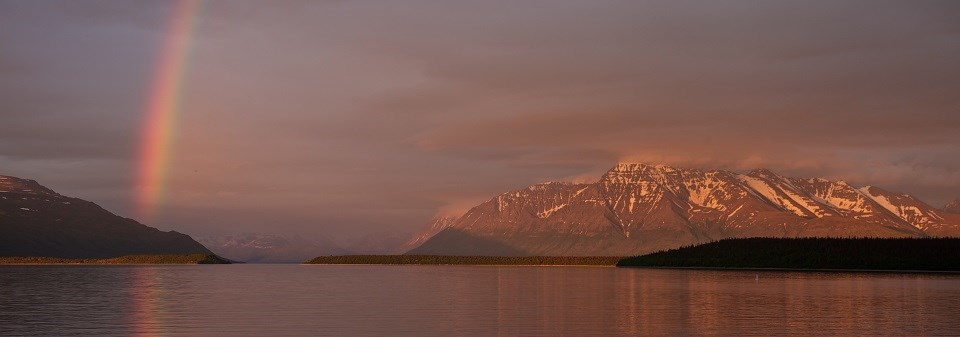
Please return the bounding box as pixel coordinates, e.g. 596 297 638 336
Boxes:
686 270 953 336
131 267 162 337
485 268 960 336
1 265 958 336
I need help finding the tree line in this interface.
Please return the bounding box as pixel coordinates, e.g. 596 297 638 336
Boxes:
305 255 622 266
0 254 231 264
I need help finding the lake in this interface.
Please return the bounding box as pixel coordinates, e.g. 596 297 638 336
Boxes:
1 265 958 336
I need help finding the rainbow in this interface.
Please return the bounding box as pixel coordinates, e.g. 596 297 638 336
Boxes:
137 0 202 220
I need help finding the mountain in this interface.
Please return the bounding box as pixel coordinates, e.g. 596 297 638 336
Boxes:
198 233 347 263
0 175 212 258
408 163 960 256
945 199 960 214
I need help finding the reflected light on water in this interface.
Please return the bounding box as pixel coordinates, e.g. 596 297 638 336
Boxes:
1 265 958 336
131 267 164 337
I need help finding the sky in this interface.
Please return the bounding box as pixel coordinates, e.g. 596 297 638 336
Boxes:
1 0 959 248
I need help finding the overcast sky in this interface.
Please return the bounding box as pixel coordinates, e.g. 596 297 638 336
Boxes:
2 0 958 244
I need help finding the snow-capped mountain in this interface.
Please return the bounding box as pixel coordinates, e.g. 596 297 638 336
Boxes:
408 163 960 256
945 199 960 214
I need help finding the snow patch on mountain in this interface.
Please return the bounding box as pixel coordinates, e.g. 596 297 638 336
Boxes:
537 203 568 218
737 175 808 217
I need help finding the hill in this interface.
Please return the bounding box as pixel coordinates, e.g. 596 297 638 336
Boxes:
0 175 214 259
617 237 960 271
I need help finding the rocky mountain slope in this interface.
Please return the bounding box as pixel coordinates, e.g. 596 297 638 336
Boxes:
408 163 960 256
0 175 212 258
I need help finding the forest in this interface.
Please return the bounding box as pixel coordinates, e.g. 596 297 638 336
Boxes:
617 237 960 271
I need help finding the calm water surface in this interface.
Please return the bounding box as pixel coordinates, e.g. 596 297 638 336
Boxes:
1 265 958 336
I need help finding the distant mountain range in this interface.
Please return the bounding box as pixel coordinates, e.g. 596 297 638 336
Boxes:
0 175 212 258
198 233 348 263
407 163 960 256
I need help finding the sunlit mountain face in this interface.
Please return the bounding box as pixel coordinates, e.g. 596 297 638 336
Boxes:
408 164 960 256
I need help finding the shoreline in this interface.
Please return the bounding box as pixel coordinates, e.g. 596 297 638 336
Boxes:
303 263 615 267
0 263 218 266
304 255 623 266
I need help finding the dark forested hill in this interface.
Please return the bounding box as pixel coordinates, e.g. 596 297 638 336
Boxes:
617 237 960 271
0 175 213 259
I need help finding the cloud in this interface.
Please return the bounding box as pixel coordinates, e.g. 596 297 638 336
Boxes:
1 0 958 244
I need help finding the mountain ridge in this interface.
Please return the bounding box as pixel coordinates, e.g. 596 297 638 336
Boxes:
408 163 960 256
